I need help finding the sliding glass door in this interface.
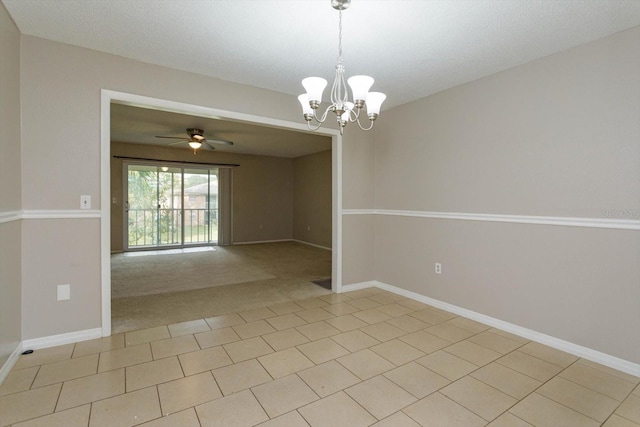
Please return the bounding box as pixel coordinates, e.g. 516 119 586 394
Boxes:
182 168 219 245
125 162 220 250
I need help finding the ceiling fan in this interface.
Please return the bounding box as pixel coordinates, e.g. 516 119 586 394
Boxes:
155 128 234 154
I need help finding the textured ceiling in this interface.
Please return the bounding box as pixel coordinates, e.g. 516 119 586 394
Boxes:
4 0 640 158
111 103 332 159
4 0 640 110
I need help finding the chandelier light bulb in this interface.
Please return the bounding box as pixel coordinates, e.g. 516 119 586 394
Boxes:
188 141 202 150
365 92 386 118
347 75 374 105
298 94 314 120
302 77 328 106
340 102 354 122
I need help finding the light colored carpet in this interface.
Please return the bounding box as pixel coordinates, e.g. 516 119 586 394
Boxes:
111 241 332 333
111 246 276 298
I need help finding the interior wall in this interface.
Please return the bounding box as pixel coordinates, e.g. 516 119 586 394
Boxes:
293 149 332 248
17 35 356 341
111 141 295 251
372 27 640 363
340 129 376 285
0 3 22 368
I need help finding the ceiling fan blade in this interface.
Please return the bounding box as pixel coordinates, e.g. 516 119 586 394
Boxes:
155 135 186 140
204 138 234 146
167 140 188 146
202 141 217 150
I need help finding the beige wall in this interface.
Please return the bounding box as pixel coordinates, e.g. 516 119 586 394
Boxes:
17 35 357 340
0 221 21 366
340 129 376 284
0 3 22 367
230 152 293 244
372 27 640 363
9 19 638 369
111 142 296 251
342 129 375 210
341 214 374 285
22 219 102 339
15 36 320 340
293 150 332 248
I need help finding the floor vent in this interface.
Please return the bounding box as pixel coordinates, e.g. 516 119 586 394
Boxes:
311 278 332 290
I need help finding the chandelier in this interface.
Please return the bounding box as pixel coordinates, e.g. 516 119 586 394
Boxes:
298 0 386 135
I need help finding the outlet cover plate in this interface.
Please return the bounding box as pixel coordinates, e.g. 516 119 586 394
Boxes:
57 284 71 301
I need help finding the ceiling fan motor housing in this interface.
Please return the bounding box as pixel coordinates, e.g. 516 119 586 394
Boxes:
186 128 204 138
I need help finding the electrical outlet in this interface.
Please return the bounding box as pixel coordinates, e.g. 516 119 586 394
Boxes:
307 225 311 231
57 284 71 301
435 263 442 275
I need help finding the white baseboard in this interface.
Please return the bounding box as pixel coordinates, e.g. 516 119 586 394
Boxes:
339 281 377 293
0 342 24 386
232 239 293 246
22 328 103 351
292 239 332 251
343 280 640 377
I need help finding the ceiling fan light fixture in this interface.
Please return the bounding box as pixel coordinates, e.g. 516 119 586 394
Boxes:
156 128 233 154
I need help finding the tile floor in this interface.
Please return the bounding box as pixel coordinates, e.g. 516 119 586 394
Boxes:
1 288 639 427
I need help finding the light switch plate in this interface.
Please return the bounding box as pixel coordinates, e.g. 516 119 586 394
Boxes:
81 195 91 209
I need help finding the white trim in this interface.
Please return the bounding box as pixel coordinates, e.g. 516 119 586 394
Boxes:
232 239 293 246
100 91 112 336
341 209 376 216
293 239 332 251
339 281 377 293
341 280 640 377
0 210 102 223
0 210 21 224
22 328 103 351
342 209 640 230
232 239 332 251
333 134 343 293
22 209 101 220
0 342 23 386
101 90 341 338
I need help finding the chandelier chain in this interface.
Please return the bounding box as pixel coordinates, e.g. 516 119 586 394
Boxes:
338 8 343 62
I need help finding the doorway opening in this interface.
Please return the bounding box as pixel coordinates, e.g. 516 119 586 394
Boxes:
101 90 342 336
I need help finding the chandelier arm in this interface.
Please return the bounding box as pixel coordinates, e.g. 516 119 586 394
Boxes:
347 107 361 122
313 105 333 124
354 116 376 131
307 105 335 131
306 121 325 132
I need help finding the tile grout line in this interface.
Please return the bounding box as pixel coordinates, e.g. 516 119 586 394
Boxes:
502 357 602 424
6 290 640 426
558 365 638 401
552 360 639 426
154 385 164 421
